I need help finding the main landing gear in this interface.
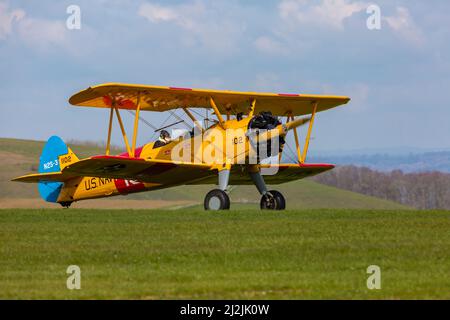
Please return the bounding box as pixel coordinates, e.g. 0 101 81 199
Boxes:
204 168 231 210
260 190 285 210
204 168 286 211
250 170 286 210
204 189 230 210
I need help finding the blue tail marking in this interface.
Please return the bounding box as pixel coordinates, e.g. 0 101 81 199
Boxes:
38 136 68 203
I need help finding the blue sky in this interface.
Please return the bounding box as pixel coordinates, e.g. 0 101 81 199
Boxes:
1 0 449 152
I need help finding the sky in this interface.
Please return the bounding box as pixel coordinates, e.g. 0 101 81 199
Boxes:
1 0 449 153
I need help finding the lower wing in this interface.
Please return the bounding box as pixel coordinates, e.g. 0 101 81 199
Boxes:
188 163 334 185
13 156 214 185
14 157 333 186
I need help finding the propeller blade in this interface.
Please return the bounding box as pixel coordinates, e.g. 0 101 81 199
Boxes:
283 117 311 132
255 117 311 141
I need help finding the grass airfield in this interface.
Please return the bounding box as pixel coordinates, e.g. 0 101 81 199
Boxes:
1 137 448 299
1 208 450 299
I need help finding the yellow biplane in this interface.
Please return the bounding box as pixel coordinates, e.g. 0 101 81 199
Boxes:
13 83 350 210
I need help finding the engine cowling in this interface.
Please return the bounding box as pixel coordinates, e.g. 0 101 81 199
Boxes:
247 112 285 159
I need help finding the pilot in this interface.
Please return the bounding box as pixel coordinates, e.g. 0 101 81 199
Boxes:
153 130 171 148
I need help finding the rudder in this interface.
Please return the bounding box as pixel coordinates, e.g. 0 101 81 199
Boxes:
38 136 78 203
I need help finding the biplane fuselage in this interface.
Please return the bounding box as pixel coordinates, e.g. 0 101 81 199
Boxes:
48 116 296 203
13 83 350 210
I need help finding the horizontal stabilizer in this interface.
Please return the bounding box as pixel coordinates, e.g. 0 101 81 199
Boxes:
12 171 78 183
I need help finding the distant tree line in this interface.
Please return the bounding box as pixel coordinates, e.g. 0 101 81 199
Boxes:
312 166 450 209
310 151 450 173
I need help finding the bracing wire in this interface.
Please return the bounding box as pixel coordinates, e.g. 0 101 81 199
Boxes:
151 112 175 140
168 110 191 130
283 142 299 163
126 110 158 131
280 116 299 164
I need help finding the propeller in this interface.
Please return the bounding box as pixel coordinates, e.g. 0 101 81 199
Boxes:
247 113 311 158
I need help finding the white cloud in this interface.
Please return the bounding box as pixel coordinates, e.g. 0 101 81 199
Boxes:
0 2 67 49
279 0 368 30
138 1 245 53
0 2 25 39
138 3 178 23
18 18 67 49
384 7 424 46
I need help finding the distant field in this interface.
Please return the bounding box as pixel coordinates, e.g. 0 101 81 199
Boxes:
1 208 449 299
0 137 410 210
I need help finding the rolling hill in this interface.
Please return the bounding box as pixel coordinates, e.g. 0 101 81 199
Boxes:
0 138 409 210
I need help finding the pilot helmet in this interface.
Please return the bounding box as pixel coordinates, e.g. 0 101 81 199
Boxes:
160 130 170 140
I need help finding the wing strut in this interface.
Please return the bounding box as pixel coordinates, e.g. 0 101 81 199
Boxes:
104 96 146 158
106 106 114 155
286 101 318 164
248 99 256 117
131 93 141 157
302 101 318 162
114 106 132 157
183 107 204 132
288 113 304 164
209 97 225 128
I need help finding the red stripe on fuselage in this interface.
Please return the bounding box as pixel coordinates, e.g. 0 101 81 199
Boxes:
114 179 146 194
117 146 144 158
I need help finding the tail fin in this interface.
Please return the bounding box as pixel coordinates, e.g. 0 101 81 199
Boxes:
38 136 79 203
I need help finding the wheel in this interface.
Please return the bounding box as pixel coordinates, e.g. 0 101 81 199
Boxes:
270 190 286 210
260 190 286 210
204 189 230 210
59 201 73 208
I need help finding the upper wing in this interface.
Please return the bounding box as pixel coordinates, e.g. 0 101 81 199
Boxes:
69 83 350 117
188 163 334 185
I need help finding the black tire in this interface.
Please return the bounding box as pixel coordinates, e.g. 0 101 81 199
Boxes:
204 189 230 210
270 190 286 210
60 201 73 208
260 190 286 210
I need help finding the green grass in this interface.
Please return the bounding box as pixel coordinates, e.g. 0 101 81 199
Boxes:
1 208 449 299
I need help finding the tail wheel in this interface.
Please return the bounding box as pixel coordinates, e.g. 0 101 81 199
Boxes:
59 201 73 208
204 189 230 211
260 190 286 210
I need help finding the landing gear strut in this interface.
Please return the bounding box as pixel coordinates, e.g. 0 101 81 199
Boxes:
204 168 231 210
250 170 286 210
204 167 287 211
